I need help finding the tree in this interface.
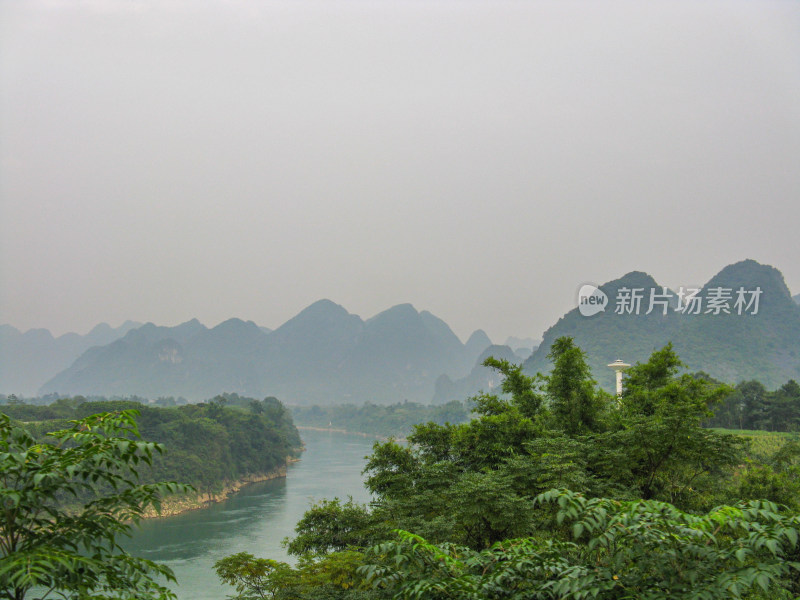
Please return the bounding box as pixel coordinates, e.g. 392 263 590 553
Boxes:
546 337 607 435
607 344 746 507
213 553 294 600
0 410 191 600
739 380 769 430
362 490 800 600
214 551 375 600
286 497 390 557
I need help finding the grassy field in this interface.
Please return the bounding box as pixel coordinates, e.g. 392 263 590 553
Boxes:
711 428 799 461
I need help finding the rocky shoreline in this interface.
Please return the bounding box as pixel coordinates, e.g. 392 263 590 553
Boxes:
140 426 394 520
142 458 299 519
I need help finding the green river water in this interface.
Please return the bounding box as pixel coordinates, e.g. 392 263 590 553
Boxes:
123 429 375 600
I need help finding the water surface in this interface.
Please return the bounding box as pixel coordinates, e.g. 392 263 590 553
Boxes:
124 429 375 600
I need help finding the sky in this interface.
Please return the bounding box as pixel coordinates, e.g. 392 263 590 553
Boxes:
1 0 799 344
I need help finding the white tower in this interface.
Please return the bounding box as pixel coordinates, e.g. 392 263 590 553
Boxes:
607 359 630 396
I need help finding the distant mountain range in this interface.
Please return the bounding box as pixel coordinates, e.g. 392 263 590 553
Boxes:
0 321 142 396
32 301 491 404
523 259 800 391
2 259 797 403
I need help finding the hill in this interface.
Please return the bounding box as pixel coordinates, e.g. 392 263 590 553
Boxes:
39 302 488 404
0 321 141 396
523 259 800 390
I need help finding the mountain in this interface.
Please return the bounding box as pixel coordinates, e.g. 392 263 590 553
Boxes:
505 336 540 355
39 302 476 404
41 320 217 400
794 293 800 305
23 261 799 402
0 321 141 396
433 344 518 404
671 260 800 387
256 299 365 401
465 330 492 363
334 303 473 404
523 260 800 390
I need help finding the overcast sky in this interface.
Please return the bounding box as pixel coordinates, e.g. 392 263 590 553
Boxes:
1 0 798 343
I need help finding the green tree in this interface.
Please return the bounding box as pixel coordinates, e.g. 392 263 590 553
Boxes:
362 490 800 600
740 380 769 429
606 344 746 507
214 552 294 600
214 551 376 600
546 337 606 435
286 497 390 557
0 411 191 600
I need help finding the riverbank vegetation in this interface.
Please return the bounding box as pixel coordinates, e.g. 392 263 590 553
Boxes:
217 339 800 599
290 400 470 439
0 395 302 498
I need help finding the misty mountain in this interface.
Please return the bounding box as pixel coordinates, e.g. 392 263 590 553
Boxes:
523 260 800 391
432 344 518 404
39 302 486 404
0 321 141 396
465 330 493 363
21 259 796 403
794 293 800 305
505 335 540 354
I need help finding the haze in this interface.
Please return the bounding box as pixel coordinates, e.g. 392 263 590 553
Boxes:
1 0 798 343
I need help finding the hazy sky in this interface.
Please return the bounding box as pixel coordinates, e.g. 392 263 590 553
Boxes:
1 0 799 344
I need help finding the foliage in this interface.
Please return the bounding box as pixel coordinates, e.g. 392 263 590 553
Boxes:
361 489 800 600
602 344 746 506
706 379 800 432
734 440 800 512
286 498 392 557
1 395 302 498
214 551 382 600
217 339 800 598
546 338 606 435
214 552 295 600
357 339 744 551
0 411 191 600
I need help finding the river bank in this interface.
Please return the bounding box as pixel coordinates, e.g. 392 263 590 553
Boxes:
140 425 390 520
142 458 299 519
296 425 407 442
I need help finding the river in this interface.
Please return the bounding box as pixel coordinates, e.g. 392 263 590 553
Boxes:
123 429 376 600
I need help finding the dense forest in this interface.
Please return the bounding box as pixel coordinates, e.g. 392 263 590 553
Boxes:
212 339 800 600
704 378 800 432
0 394 302 497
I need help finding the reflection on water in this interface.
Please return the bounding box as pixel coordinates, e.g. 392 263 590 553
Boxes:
123 429 375 600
